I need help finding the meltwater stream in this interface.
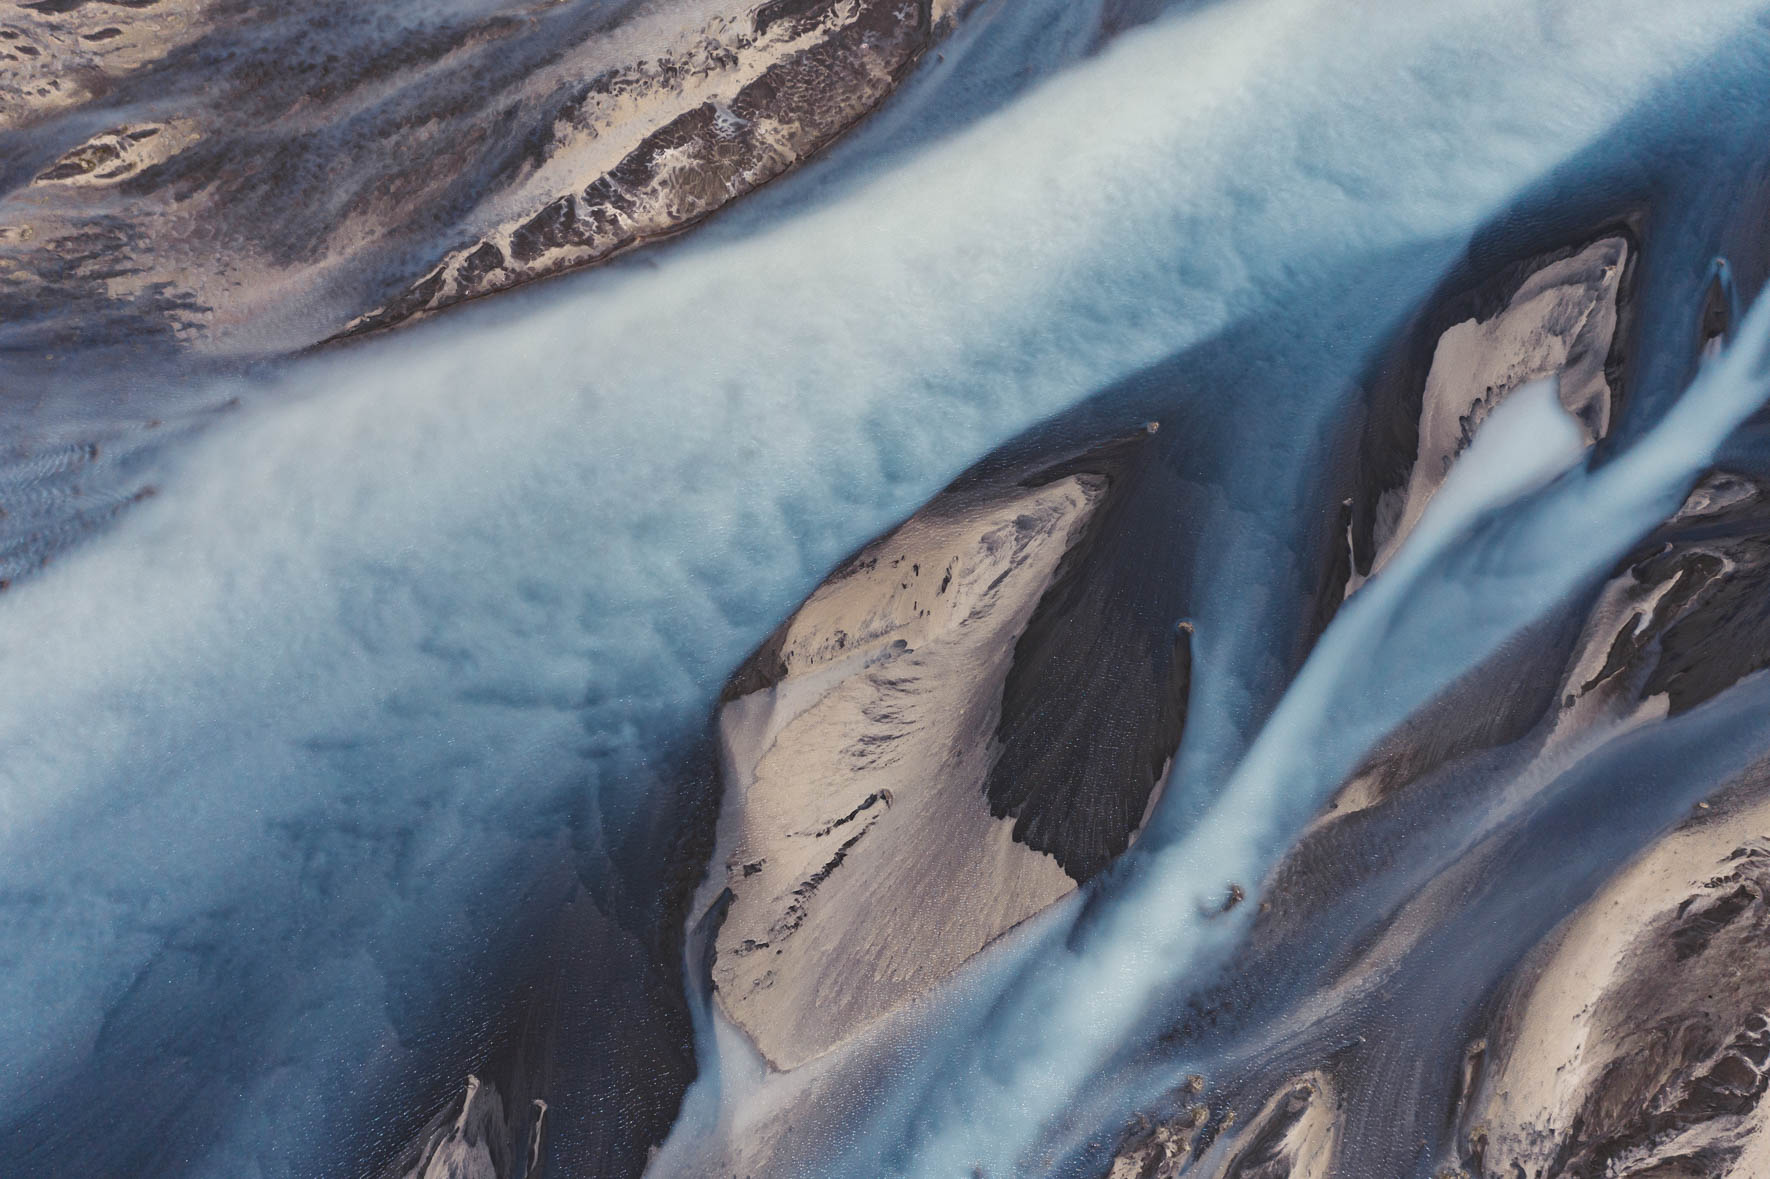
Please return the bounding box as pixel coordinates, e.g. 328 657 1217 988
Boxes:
5 1 1770 1176
846 305 1770 1177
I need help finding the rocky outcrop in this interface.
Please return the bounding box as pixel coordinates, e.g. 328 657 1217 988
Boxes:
0 0 949 358
1328 463 1770 830
1096 214 1768 1179
0 0 219 133
1108 1073 1339 1179
343 0 934 335
1569 470 1770 719
1452 791 1770 1179
1346 233 1632 594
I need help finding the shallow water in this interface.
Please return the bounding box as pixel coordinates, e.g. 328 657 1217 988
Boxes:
6 1 1770 1176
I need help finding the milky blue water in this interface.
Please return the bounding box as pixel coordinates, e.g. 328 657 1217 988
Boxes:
6 1 1770 1176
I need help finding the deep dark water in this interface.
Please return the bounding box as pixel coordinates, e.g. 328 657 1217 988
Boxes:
8 3 1770 1178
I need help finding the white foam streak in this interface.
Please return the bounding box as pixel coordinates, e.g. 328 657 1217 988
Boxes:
0 0 1764 1172
886 285 1770 1179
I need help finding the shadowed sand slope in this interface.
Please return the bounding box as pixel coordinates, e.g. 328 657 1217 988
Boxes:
1090 187 1770 1177
711 475 1100 1069
704 429 1193 1070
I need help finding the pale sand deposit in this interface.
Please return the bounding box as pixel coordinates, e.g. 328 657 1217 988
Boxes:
1460 778 1770 1178
1109 1071 1339 1179
1348 236 1628 595
0 0 945 354
707 475 1104 1069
